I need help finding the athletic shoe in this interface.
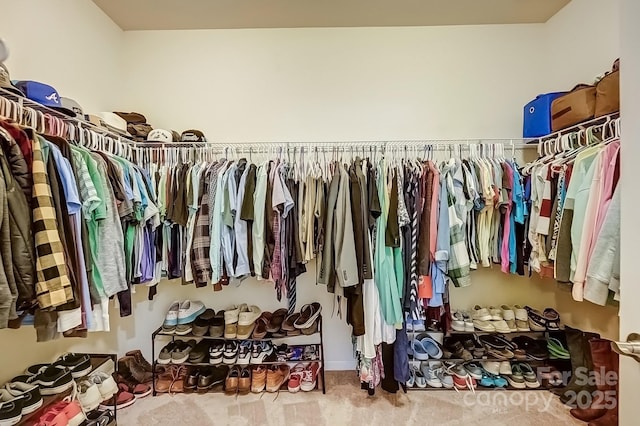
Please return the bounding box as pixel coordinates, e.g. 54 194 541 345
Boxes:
488 306 503 321
518 363 541 388
177 300 205 325
421 362 442 388
78 380 102 411
473 319 496 332
237 341 252 365
4 382 42 415
505 364 527 389
451 311 466 332
512 305 530 331
499 361 513 375
162 301 180 333
500 305 517 332
300 362 320 392
89 372 118 401
480 361 501 375
472 305 492 321
223 341 239 365
55 353 92 379
18 366 73 395
288 363 306 393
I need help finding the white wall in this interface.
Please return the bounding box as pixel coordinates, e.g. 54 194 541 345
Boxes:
0 0 625 381
0 0 124 112
0 0 124 383
619 0 639 424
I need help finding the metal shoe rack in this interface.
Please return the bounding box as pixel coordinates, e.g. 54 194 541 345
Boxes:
406 329 570 391
150 315 326 395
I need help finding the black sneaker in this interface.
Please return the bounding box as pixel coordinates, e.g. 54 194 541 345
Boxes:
223 341 239 365
236 342 252 365
85 408 116 426
189 340 211 364
16 365 74 395
55 353 93 378
4 382 43 414
0 394 25 425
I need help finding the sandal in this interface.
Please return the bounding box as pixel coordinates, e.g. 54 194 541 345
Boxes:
266 309 288 333
524 306 547 331
252 312 272 339
547 337 570 359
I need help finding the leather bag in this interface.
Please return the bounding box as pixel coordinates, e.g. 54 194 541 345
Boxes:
595 60 620 117
551 84 596 131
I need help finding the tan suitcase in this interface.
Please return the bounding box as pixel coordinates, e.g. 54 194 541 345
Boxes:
595 69 620 117
551 85 597 131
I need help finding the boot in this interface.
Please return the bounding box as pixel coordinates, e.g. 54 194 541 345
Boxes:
570 339 618 423
125 349 153 373
558 329 600 404
118 356 153 384
588 349 618 426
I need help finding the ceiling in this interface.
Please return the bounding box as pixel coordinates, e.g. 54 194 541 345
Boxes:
93 0 571 31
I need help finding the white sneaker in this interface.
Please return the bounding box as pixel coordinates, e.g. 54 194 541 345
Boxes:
451 311 466 332
78 380 102 411
499 361 513 376
481 361 501 375
501 305 517 332
492 319 512 333
513 305 530 331
90 372 118 401
473 319 496 332
177 300 205 324
472 305 492 321
462 312 474 332
488 306 503 321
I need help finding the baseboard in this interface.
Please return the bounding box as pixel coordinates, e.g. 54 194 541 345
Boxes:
324 360 356 371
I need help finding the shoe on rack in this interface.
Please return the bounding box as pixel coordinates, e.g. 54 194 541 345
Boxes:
449 364 477 390
172 340 196 364
406 366 416 388
192 309 216 337
411 340 430 361
52 400 85 426
511 336 549 360
488 306 503 321
518 363 541 388
479 335 516 350
472 305 492 321
447 341 472 361
300 362 320 392
238 368 252 395
162 301 180 334
266 308 288 334
251 366 267 393
282 313 301 335
224 305 243 339
225 366 240 395
223 341 239 365
524 306 547 331
125 349 153 373
421 362 442 388
512 305 530 331
0 393 25 426
433 365 454 389
89 372 118 401
288 363 306 393
185 368 201 391
55 353 92 378
115 374 152 398
19 365 74 395
451 311 466 332
265 365 290 393
251 342 276 364
413 318 427 332
463 362 483 381
158 342 178 365
252 312 272 339
543 308 561 330
84 409 115 426
500 305 517 332
189 340 211 364
178 300 206 325
4 382 42 415
486 347 515 360
491 319 512 334
237 341 252 365
473 319 496 332
410 365 426 388
78 380 102 411
505 364 527 389
237 305 262 339
294 303 322 329
462 312 474 332
499 361 513 375
209 310 225 338
417 336 443 359
547 337 571 360
480 361 501 376
209 340 225 365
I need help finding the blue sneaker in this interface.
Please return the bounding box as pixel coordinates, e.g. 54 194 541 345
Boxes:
412 340 430 361
420 337 443 359
178 300 206 325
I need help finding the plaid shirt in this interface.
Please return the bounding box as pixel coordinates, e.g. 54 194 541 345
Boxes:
32 136 74 308
443 162 471 287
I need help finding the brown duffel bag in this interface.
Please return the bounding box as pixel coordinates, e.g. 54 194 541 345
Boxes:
595 59 620 117
551 84 596 131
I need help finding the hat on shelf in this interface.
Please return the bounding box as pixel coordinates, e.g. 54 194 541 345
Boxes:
89 112 131 136
60 97 84 119
181 129 206 142
171 130 180 142
147 129 173 143
14 80 75 116
113 111 147 125
0 63 23 96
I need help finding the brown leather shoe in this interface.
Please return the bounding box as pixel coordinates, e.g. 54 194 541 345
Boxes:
118 356 153 384
125 349 153 372
266 364 290 393
251 366 267 393
238 367 251 395
225 366 240 395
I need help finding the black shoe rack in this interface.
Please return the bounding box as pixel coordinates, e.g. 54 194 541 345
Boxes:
150 315 326 396
406 329 571 391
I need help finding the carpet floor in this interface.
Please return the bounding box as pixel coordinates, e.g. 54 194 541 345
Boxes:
117 372 583 425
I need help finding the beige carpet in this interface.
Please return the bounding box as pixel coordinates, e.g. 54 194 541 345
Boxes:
117 372 583 426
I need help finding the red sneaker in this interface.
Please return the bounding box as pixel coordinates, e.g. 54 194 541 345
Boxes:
287 363 306 393
300 362 320 392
